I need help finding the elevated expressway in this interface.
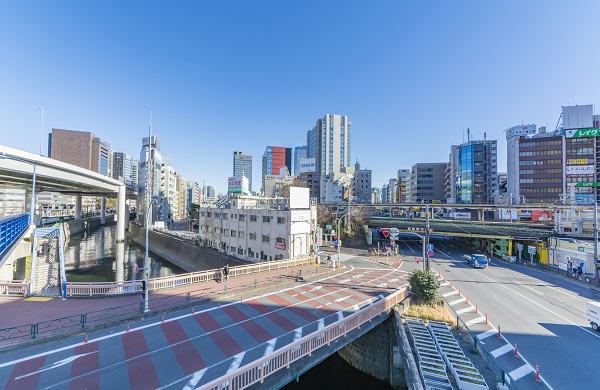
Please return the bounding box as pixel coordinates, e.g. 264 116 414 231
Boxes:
0 144 128 242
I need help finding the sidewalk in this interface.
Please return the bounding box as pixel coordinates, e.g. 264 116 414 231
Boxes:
0 261 337 348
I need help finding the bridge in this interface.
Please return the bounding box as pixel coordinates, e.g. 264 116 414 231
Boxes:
0 256 409 389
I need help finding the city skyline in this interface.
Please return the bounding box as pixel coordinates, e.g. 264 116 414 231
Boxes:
1 1 599 193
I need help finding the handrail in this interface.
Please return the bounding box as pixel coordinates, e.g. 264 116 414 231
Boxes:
58 225 67 298
0 281 29 296
29 227 38 296
64 281 144 297
200 287 408 390
0 213 29 258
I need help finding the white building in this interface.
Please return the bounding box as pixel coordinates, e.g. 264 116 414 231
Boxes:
351 162 371 203
161 164 179 222
197 187 317 262
505 124 537 203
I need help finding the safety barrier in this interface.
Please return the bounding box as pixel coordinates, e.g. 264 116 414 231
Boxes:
200 287 408 390
0 281 29 296
0 213 29 258
64 281 144 297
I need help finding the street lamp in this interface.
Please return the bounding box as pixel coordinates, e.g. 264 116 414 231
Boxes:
0 153 37 225
38 107 44 156
334 213 350 268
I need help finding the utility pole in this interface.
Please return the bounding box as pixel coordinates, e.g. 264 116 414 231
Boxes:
594 201 598 286
425 204 430 270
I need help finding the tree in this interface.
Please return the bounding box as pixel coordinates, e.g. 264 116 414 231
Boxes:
408 269 440 305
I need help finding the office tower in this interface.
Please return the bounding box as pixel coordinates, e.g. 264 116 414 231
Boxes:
306 114 352 202
294 146 308 176
449 135 498 204
131 159 139 189
410 163 447 203
187 181 201 211
206 186 216 199
505 125 538 203
261 146 292 193
381 184 388 204
387 179 398 204
397 169 411 202
176 174 187 220
92 137 110 176
112 152 133 187
138 136 164 224
233 151 253 192
49 128 111 176
351 162 372 203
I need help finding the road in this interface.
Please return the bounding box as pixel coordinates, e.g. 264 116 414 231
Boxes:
395 235 600 389
0 261 407 389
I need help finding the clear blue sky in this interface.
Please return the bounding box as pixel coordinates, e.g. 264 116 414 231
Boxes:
1 1 598 194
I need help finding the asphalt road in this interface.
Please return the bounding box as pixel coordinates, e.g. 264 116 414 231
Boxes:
394 235 600 390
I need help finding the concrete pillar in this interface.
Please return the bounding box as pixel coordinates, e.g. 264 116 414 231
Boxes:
75 195 82 220
100 197 106 225
116 185 126 242
508 239 513 256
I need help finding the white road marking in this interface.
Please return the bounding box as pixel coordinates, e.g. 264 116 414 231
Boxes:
334 296 351 303
449 297 466 306
546 285 577 298
442 291 459 297
352 304 359 312
316 305 322 309
292 294 298 297
465 317 486 326
476 329 497 340
310 286 322 291
15 351 98 380
263 338 277 356
491 343 514 358
509 364 534 381
513 280 544 295
440 282 450 287
456 307 473 315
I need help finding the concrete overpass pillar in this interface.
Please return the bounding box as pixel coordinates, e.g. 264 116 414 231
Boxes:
116 185 126 242
100 197 106 225
75 195 82 220
508 239 513 256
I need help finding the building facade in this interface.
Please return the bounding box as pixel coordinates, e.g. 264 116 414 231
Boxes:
410 163 447 203
197 187 316 262
294 146 308 176
91 137 111 176
50 128 94 170
450 138 498 204
112 152 133 188
233 151 253 192
262 146 292 193
351 162 372 203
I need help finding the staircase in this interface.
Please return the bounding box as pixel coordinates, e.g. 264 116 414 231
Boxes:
31 227 63 296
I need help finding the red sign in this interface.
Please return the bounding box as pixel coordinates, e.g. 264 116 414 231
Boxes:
381 228 391 238
275 242 286 250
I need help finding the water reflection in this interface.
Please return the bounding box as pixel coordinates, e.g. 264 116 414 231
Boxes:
64 225 184 282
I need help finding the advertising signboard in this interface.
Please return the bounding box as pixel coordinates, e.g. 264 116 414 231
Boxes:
499 209 517 220
275 242 286 250
564 127 600 138
567 158 595 165
566 165 595 176
228 176 249 194
452 212 471 220
531 210 553 221
298 158 316 173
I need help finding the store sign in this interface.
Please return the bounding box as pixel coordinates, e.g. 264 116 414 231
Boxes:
575 182 600 187
566 165 595 176
275 242 286 250
567 158 595 165
565 128 600 138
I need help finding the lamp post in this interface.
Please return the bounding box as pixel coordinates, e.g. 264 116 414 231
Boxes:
334 213 349 268
0 153 37 225
38 107 44 156
143 115 153 313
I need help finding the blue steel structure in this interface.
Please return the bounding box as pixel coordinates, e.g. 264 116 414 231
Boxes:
0 213 29 258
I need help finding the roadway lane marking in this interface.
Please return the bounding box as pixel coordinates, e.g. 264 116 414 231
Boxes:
440 282 450 287
14 351 98 380
546 285 576 298
227 352 245 373
509 364 534 381
476 329 497 340
449 297 466 306
263 338 277 356
310 286 322 291
465 317 486 326
456 307 473 315
334 296 351 303
513 280 544 295
316 305 322 309
181 368 207 390
491 343 514 358
442 291 459 297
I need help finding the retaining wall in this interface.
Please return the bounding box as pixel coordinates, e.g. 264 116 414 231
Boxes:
128 223 247 272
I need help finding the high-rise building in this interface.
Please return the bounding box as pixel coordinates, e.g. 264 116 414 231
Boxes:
261 146 291 193
397 169 411 203
410 163 447 203
131 159 139 190
92 137 111 176
306 114 352 202
112 152 133 188
50 129 94 170
176 174 187 220
381 184 388 204
206 185 216 199
351 162 371 203
449 137 498 204
138 136 164 224
187 181 201 211
233 151 253 192
505 124 538 203
294 146 308 176
387 179 398 204
161 164 178 222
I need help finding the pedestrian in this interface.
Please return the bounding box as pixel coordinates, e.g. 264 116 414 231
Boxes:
326 255 331 265
223 264 229 282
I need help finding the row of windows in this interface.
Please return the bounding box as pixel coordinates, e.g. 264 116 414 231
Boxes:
520 178 562 184
520 169 562 174
519 150 561 157
566 177 596 183
566 148 594 155
520 140 561 147
520 159 562 165
201 212 285 224
521 188 562 193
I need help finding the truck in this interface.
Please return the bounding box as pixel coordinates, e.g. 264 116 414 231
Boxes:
463 254 489 268
587 301 600 331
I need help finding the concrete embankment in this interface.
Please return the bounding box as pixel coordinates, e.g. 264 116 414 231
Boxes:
60 215 116 240
128 223 247 272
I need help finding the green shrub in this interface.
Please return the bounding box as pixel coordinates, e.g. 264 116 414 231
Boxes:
408 269 440 304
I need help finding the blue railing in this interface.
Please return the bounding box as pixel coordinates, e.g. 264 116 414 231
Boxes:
0 214 30 258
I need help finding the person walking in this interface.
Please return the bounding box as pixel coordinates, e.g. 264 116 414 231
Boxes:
223 264 230 282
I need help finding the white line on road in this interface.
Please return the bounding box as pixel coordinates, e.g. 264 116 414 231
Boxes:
477 329 497 341
442 291 459 297
491 343 514 358
465 317 486 326
456 307 473 315
449 297 466 306
509 364 534 381
15 351 98 380
334 296 351 303
440 282 450 287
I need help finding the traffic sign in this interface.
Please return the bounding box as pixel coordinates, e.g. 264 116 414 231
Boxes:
381 228 391 238
427 250 434 257
390 227 400 238
427 244 434 250
326 224 332 230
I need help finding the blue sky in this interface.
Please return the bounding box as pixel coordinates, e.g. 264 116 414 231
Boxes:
1 1 598 193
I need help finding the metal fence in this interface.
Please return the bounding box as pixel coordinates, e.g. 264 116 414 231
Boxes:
199 287 409 390
0 213 29 258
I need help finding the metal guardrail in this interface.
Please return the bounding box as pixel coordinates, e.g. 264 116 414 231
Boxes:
0 281 29 296
65 281 144 297
0 213 29 258
199 287 408 390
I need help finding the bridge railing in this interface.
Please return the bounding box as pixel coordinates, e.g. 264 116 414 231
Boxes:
0 281 29 296
0 213 30 258
200 287 408 390
64 281 144 297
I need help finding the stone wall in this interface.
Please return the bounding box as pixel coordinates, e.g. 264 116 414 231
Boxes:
128 223 247 272
61 215 116 240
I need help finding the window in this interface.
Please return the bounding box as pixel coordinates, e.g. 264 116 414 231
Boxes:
239 214 245 222
277 217 285 224
262 235 270 243
231 230 236 237
250 233 257 240
263 216 270 223
250 215 257 222
222 214 228 220
207 212 212 218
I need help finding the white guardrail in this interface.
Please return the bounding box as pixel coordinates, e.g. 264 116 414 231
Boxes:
63 256 313 297
199 287 408 390
0 281 29 296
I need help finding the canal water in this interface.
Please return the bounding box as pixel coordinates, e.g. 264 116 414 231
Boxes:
63 225 392 388
64 224 185 282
